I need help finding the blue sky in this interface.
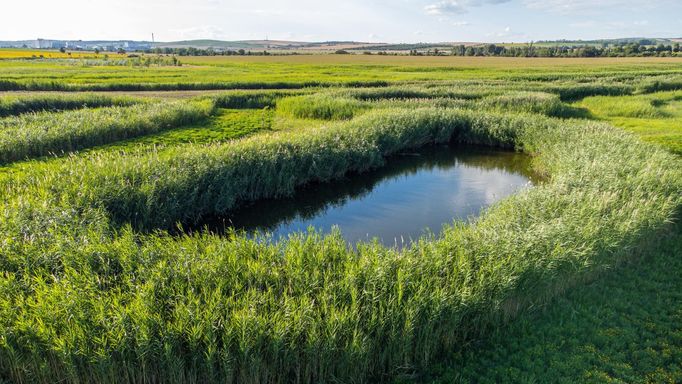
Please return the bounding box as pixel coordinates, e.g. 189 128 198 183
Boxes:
3 0 681 43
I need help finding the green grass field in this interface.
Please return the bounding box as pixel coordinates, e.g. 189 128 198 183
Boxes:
579 91 682 155
2 54 682 91
0 55 680 383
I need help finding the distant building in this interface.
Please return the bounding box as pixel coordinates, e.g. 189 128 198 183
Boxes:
26 39 150 52
34 39 51 49
123 41 152 50
34 39 67 49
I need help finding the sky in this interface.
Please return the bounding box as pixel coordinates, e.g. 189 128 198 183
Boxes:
2 0 681 43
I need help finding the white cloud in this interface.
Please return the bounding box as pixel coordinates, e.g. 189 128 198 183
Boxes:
571 19 653 32
425 1 466 14
569 20 597 28
523 0 674 15
425 0 510 15
494 26 512 37
486 26 527 40
1 0 680 43
169 25 227 40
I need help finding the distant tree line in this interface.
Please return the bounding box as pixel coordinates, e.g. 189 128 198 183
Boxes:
445 43 682 57
536 38 662 46
87 42 682 58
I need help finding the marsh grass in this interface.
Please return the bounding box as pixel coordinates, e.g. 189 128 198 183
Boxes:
0 105 679 383
480 92 591 118
0 93 142 117
277 94 369 120
0 100 214 164
0 59 682 383
210 89 312 109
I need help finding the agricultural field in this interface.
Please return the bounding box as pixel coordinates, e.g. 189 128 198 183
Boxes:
2 52 682 91
0 55 680 384
0 49 99 59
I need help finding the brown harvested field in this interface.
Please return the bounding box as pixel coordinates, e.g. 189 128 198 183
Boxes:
180 54 682 68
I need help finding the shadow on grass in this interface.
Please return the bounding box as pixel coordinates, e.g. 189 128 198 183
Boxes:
554 104 594 119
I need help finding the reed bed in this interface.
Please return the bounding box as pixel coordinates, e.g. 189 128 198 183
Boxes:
277 94 369 120
0 93 142 117
0 104 679 383
1 59 681 382
209 90 313 109
0 100 214 164
0 79 390 92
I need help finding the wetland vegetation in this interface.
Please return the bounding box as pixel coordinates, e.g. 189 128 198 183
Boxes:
0 53 680 383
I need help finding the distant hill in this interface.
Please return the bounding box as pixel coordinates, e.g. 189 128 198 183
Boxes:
0 38 679 52
155 40 288 49
349 42 481 52
154 40 385 51
0 39 153 50
0 38 385 51
535 38 677 46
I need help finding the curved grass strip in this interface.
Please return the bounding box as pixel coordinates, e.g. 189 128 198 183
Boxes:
0 108 680 383
209 89 312 109
360 90 590 119
0 79 391 92
0 100 215 164
336 85 502 101
637 75 682 94
277 94 369 120
0 93 142 117
0 79 646 101
480 92 590 118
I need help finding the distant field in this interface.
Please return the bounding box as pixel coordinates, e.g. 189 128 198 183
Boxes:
0 48 100 59
180 55 682 67
1 53 681 93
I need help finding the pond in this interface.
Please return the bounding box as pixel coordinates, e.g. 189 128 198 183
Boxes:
195 144 537 247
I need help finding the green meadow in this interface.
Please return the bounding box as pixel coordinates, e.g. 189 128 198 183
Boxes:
579 91 682 155
2 55 682 90
0 54 680 383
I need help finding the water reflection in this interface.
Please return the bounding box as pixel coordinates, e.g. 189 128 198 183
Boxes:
193 144 536 247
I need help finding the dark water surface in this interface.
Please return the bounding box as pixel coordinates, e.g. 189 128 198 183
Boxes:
196 144 536 247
